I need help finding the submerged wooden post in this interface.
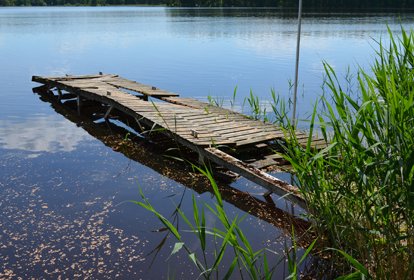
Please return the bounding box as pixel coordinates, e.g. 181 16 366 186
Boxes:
57 88 63 102
77 95 81 115
104 105 114 119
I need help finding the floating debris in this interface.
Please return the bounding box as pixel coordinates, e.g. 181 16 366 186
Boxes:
0 172 147 278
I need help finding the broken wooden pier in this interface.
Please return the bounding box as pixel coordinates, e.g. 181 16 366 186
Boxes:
32 73 326 210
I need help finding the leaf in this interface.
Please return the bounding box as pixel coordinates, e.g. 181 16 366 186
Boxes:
223 257 238 280
132 196 181 240
212 218 239 270
299 238 317 265
200 208 206 251
312 142 337 160
335 271 365 280
169 242 184 258
329 248 369 277
263 252 270 278
188 253 198 266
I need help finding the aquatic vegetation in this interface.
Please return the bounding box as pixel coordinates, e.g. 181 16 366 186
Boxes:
283 27 414 279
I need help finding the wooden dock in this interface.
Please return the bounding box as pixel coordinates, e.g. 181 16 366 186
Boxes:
32 73 326 210
31 86 313 245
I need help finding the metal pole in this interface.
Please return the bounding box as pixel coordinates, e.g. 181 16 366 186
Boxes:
292 0 303 126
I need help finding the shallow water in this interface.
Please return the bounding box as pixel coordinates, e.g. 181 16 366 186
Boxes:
0 6 413 278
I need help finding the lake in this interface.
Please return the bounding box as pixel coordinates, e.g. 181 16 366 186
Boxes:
0 6 412 278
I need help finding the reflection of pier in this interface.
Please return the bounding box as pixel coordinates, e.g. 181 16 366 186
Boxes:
32 74 325 210
32 85 313 245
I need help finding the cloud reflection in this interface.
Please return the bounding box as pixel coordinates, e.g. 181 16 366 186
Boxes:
0 115 90 153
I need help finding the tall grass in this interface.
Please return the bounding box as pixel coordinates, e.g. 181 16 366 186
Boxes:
283 27 414 279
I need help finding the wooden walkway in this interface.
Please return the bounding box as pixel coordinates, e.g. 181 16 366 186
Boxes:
32 73 326 210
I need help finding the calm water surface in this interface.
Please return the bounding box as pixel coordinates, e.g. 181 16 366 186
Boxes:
0 7 413 278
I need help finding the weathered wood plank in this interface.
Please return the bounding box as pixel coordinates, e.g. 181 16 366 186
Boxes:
250 154 286 169
235 134 282 146
219 126 259 134
105 77 179 97
203 148 306 209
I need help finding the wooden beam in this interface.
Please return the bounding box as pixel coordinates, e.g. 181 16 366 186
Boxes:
202 147 307 210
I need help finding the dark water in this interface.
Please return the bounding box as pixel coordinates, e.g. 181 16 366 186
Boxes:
0 7 413 278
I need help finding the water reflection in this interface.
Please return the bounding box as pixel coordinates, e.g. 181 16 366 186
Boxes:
0 115 90 154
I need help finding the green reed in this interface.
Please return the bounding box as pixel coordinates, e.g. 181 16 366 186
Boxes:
282 27 414 279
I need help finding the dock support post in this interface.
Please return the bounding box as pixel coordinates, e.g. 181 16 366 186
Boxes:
263 191 276 206
198 152 205 165
104 105 114 120
263 190 272 197
57 88 63 102
46 85 53 95
134 117 145 132
77 95 81 115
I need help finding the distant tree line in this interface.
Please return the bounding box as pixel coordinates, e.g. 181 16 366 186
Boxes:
168 0 414 8
1 0 413 8
0 0 162 5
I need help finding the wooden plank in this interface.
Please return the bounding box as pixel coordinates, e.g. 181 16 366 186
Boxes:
135 112 191 118
173 111 210 118
228 130 281 141
266 154 285 160
105 77 179 97
255 143 268 149
218 128 261 138
194 119 236 126
250 154 286 169
181 113 216 120
138 118 233 144
227 133 275 144
235 134 281 146
161 96 206 109
219 126 259 135
250 158 278 169
203 123 254 133
202 148 306 209
43 74 118 81
151 109 204 115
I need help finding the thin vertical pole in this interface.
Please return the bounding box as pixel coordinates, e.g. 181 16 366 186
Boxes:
292 0 303 125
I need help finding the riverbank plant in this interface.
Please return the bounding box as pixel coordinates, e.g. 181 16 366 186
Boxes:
283 27 414 279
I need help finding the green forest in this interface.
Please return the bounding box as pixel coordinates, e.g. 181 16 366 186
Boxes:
1 0 413 8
